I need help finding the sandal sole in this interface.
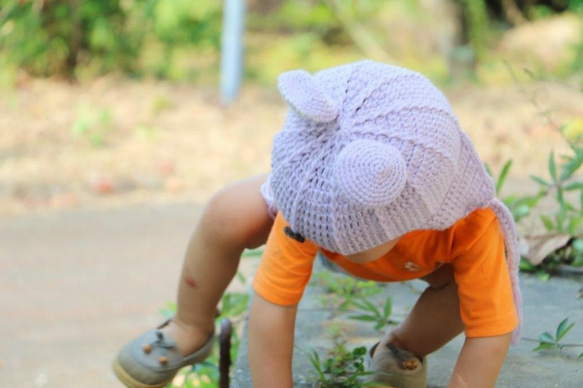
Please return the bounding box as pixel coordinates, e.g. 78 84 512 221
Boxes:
112 358 176 388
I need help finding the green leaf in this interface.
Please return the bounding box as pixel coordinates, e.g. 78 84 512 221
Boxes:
578 352 583 360
563 182 583 191
360 286 384 297
496 160 513 194
308 350 326 380
572 252 583 267
519 259 537 271
349 299 367 311
513 204 531 220
383 298 392 318
218 292 249 318
241 248 264 258
549 151 558 183
572 239 583 253
352 298 380 314
235 270 247 284
348 314 379 322
564 201 577 213
536 270 550 282
533 343 556 352
539 332 556 344
560 150 583 182
540 215 555 231
556 319 575 342
568 217 583 235
531 175 552 187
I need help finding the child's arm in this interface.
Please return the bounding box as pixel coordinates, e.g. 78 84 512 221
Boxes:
449 333 512 388
248 292 298 388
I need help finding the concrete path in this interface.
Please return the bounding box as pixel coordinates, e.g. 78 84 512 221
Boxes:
2 203 582 387
0 203 258 388
233 271 583 387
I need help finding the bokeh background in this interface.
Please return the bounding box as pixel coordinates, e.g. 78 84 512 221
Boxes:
1 1 583 387
1 0 582 216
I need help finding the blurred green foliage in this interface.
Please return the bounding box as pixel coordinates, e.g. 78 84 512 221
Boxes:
0 0 222 79
0 0 582 83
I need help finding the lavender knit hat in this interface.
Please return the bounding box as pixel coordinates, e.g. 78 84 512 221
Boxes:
266 60 522 343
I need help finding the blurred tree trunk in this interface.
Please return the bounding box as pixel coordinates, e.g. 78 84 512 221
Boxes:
247 0 286 13
66 0 81 79
501 0 527 25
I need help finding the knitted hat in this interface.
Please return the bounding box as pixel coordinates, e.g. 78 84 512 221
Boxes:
269 60 522 343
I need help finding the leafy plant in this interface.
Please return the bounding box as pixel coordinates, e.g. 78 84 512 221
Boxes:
485 160 541 223
519 259 552 282
306 336 373 387
533 318 583 359
458 0 490 60
348 296 393 331
533 145 583 235
0 0 222 79
490 127 583 275
312 271 384 311
71 105 114 147
519 141 583 274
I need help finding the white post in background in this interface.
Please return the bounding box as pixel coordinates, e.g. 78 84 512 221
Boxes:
220 0 245 105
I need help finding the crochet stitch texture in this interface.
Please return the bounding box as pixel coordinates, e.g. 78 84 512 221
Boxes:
269 60 522 343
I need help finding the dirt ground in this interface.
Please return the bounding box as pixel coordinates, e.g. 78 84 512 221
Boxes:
1 76 583 217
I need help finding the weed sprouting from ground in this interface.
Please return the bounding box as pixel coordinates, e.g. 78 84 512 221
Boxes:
532 318 583 360
304 330 373 388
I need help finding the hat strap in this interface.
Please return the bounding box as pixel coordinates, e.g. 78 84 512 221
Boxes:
489 198 523 345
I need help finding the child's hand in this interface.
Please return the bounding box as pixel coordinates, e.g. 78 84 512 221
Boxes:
248 293 298 388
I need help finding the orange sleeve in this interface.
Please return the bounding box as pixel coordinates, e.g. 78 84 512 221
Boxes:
252 213 319 306
453 216 519 338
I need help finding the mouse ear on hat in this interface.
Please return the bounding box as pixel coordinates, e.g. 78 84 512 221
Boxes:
334 140 408 208
277 70 339 123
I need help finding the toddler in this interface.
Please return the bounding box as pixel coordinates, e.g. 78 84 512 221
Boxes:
113 60 522 388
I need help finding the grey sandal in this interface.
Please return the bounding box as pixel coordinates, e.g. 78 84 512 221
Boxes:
113 319 214 388
365 342 427 388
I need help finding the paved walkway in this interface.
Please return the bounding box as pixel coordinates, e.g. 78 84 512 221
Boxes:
233 272 583 387
1 203 257 388
2 203 582 387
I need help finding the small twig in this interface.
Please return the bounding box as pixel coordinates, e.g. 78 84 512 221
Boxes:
219 318 233 388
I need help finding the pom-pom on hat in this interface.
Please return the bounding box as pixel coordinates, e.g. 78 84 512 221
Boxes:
269 60 522 343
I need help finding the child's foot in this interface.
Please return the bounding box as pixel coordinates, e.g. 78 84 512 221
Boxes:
113 319 214 388
159 317 215 356
365 342 427 388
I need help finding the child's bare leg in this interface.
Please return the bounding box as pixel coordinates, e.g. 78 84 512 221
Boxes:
161 174 273 355
377 264 464 358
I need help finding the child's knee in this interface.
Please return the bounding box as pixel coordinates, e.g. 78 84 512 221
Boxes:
200 180 272 247
201 188 247 241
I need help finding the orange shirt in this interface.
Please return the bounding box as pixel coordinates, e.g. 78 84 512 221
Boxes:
252 207 518 338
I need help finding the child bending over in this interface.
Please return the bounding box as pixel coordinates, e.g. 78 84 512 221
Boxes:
113 60 522 388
